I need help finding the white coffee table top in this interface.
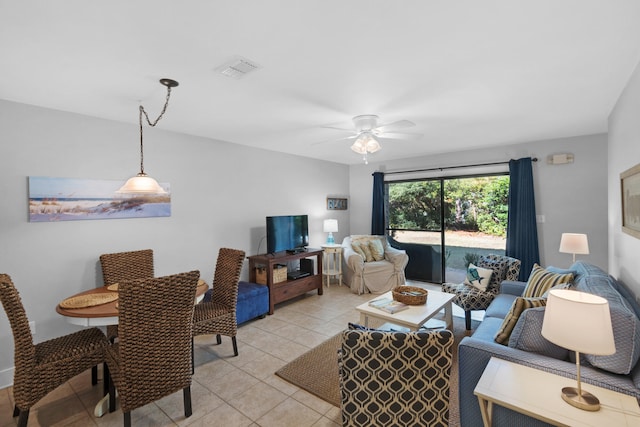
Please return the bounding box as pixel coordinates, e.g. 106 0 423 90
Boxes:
356 289 454 330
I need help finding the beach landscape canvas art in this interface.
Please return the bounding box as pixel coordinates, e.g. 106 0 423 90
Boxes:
28 176 171 222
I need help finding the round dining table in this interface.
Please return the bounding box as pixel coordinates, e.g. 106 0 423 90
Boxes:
56 280 209 326
56 280 209 417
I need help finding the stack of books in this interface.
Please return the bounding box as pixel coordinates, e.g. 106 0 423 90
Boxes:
368 297 409 314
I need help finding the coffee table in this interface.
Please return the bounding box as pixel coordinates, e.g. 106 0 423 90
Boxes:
356 289 454 330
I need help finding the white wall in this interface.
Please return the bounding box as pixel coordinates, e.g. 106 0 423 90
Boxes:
348 134 608 272
608 59 640 303
0 99 350 387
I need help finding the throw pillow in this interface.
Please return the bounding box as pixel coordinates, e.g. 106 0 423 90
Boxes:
358 240 374 262
508 306 569 360
522 264 573 298
494 297 547 345
463 263 493 291
477 256 508 291
368 238 385 261
351 241 368 261
541 281 573 298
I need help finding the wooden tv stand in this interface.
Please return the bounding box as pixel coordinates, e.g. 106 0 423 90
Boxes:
248 249 323 314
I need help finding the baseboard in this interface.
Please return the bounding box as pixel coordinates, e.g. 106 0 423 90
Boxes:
0 366 14 389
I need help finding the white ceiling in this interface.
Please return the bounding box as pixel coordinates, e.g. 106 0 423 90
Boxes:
2 1 640 165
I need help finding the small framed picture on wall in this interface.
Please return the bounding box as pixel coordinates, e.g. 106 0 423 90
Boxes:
327 197 348 210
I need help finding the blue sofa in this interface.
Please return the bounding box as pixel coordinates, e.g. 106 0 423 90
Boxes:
458 261 640 426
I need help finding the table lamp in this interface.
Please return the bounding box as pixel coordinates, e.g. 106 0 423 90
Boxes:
559 233 589 263
323 219 338 244
541 289 615 411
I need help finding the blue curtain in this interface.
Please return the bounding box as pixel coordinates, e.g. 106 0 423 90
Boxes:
506 157 540 281
371 172 385 235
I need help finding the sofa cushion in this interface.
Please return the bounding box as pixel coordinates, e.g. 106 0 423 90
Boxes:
576 275 640 375
484 293 519 319
494 297 547 345
523 264 573 298
508 306 569 360
464 263 493 291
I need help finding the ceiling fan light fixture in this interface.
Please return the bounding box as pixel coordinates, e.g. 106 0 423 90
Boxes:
351 133 381 155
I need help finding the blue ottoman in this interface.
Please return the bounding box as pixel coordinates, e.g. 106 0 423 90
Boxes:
203 281 269 325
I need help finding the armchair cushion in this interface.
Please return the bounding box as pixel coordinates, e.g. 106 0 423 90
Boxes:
368 238 385 261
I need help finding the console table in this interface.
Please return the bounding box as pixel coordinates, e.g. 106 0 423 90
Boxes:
248 249 323 314
474 357 640 426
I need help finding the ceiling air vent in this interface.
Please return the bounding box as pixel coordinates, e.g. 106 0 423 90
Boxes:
215 56 261 79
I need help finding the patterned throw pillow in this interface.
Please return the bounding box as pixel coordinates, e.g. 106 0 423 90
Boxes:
477 256 508 291
522 264 573 298
463 263 493 291
352 241 374 262
495 297 547 345
351 241 367 261
368 239 385 261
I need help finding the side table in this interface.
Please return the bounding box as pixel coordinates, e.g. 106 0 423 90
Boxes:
321 244 342 287
474 357 640 426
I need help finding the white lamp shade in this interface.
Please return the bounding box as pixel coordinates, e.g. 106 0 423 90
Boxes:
323 219 338 233
116 173 167 195
542 289 615 355
559 233 589 255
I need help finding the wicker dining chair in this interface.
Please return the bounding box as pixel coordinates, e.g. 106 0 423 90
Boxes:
338 328 454 427
0 274 108 427
99 249 154 341
105 270 200 427
193 248 245 357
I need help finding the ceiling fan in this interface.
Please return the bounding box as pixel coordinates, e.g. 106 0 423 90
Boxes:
322 114 421 163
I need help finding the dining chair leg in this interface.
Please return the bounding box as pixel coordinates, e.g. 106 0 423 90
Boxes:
91 365 98 385
183 386 192 418
124 412 131 427
17 409 29 427
102 362 109 396
107 365 116 413
465 310 472 330
13 405 19 417
216 334 221 345
232 336 238 356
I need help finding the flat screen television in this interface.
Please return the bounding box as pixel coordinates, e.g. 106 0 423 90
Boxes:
266 215 309 254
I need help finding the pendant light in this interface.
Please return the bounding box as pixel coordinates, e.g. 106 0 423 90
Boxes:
117 78 179 195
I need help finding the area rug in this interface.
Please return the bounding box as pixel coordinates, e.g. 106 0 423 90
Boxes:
275 316 475 427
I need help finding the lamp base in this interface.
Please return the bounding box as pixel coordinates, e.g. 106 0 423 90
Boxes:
561 386 600 411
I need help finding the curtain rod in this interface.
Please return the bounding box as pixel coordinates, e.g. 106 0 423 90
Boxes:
382 157 538 176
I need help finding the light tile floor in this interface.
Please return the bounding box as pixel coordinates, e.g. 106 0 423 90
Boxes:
0 281 452 427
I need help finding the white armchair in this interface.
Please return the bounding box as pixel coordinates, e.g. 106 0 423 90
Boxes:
342 235 409 294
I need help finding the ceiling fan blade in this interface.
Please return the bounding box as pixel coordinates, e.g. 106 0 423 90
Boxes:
379 132 423 140
311 135 357 146
321 125 355 132
375 119 416 133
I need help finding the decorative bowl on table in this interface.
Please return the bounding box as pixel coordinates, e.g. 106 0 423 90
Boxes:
392 285 428 305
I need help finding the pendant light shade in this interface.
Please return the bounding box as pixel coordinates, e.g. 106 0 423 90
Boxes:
117 78 178 195
117 173 167 195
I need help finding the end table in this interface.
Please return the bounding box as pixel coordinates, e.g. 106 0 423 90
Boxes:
321 244 342 287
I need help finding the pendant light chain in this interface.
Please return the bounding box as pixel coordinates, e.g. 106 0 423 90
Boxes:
138 86 173 175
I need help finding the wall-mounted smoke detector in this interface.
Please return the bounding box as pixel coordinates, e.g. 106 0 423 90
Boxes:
215 56 261 79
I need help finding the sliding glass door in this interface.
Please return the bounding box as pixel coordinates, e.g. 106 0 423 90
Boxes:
386 174 508 283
